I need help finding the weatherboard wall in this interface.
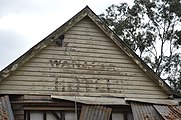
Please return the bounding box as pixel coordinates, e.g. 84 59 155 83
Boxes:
0 17 168 99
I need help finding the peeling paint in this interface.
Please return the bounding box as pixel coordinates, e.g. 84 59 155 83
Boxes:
1 73 9 78
2 69 10 74
134 59 140 65
49 59 118 72
159 80 164 87
35 43 47 50
11 64 18 71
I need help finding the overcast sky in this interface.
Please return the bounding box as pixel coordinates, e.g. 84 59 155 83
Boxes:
0 0 133 70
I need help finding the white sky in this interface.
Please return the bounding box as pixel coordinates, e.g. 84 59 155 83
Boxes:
0 0 133 70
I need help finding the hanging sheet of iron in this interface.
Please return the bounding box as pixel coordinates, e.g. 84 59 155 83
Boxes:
79 105 112 120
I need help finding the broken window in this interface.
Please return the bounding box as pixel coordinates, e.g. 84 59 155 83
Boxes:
25 110 78 120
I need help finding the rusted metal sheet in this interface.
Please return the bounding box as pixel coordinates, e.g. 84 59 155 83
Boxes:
131 102 163 120
154 105 181 120
79 105 112 120
0 95 14 120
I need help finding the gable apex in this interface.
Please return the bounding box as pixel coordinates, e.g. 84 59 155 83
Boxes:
0 6 173 97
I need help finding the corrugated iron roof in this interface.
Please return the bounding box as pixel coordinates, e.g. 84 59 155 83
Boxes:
79 105 112 120
131 102 163 120
154 105 181 120
131 102 181 120
0 95 14 120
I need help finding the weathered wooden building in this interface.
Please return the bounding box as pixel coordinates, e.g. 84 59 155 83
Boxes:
0 6 180 120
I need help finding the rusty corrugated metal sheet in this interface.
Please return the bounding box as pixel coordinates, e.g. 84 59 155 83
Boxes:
0 95 14 120
79 105 112 120
131 102 163 120
154 105 181 120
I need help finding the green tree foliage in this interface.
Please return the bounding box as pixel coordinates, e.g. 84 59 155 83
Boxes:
100 0 181 93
